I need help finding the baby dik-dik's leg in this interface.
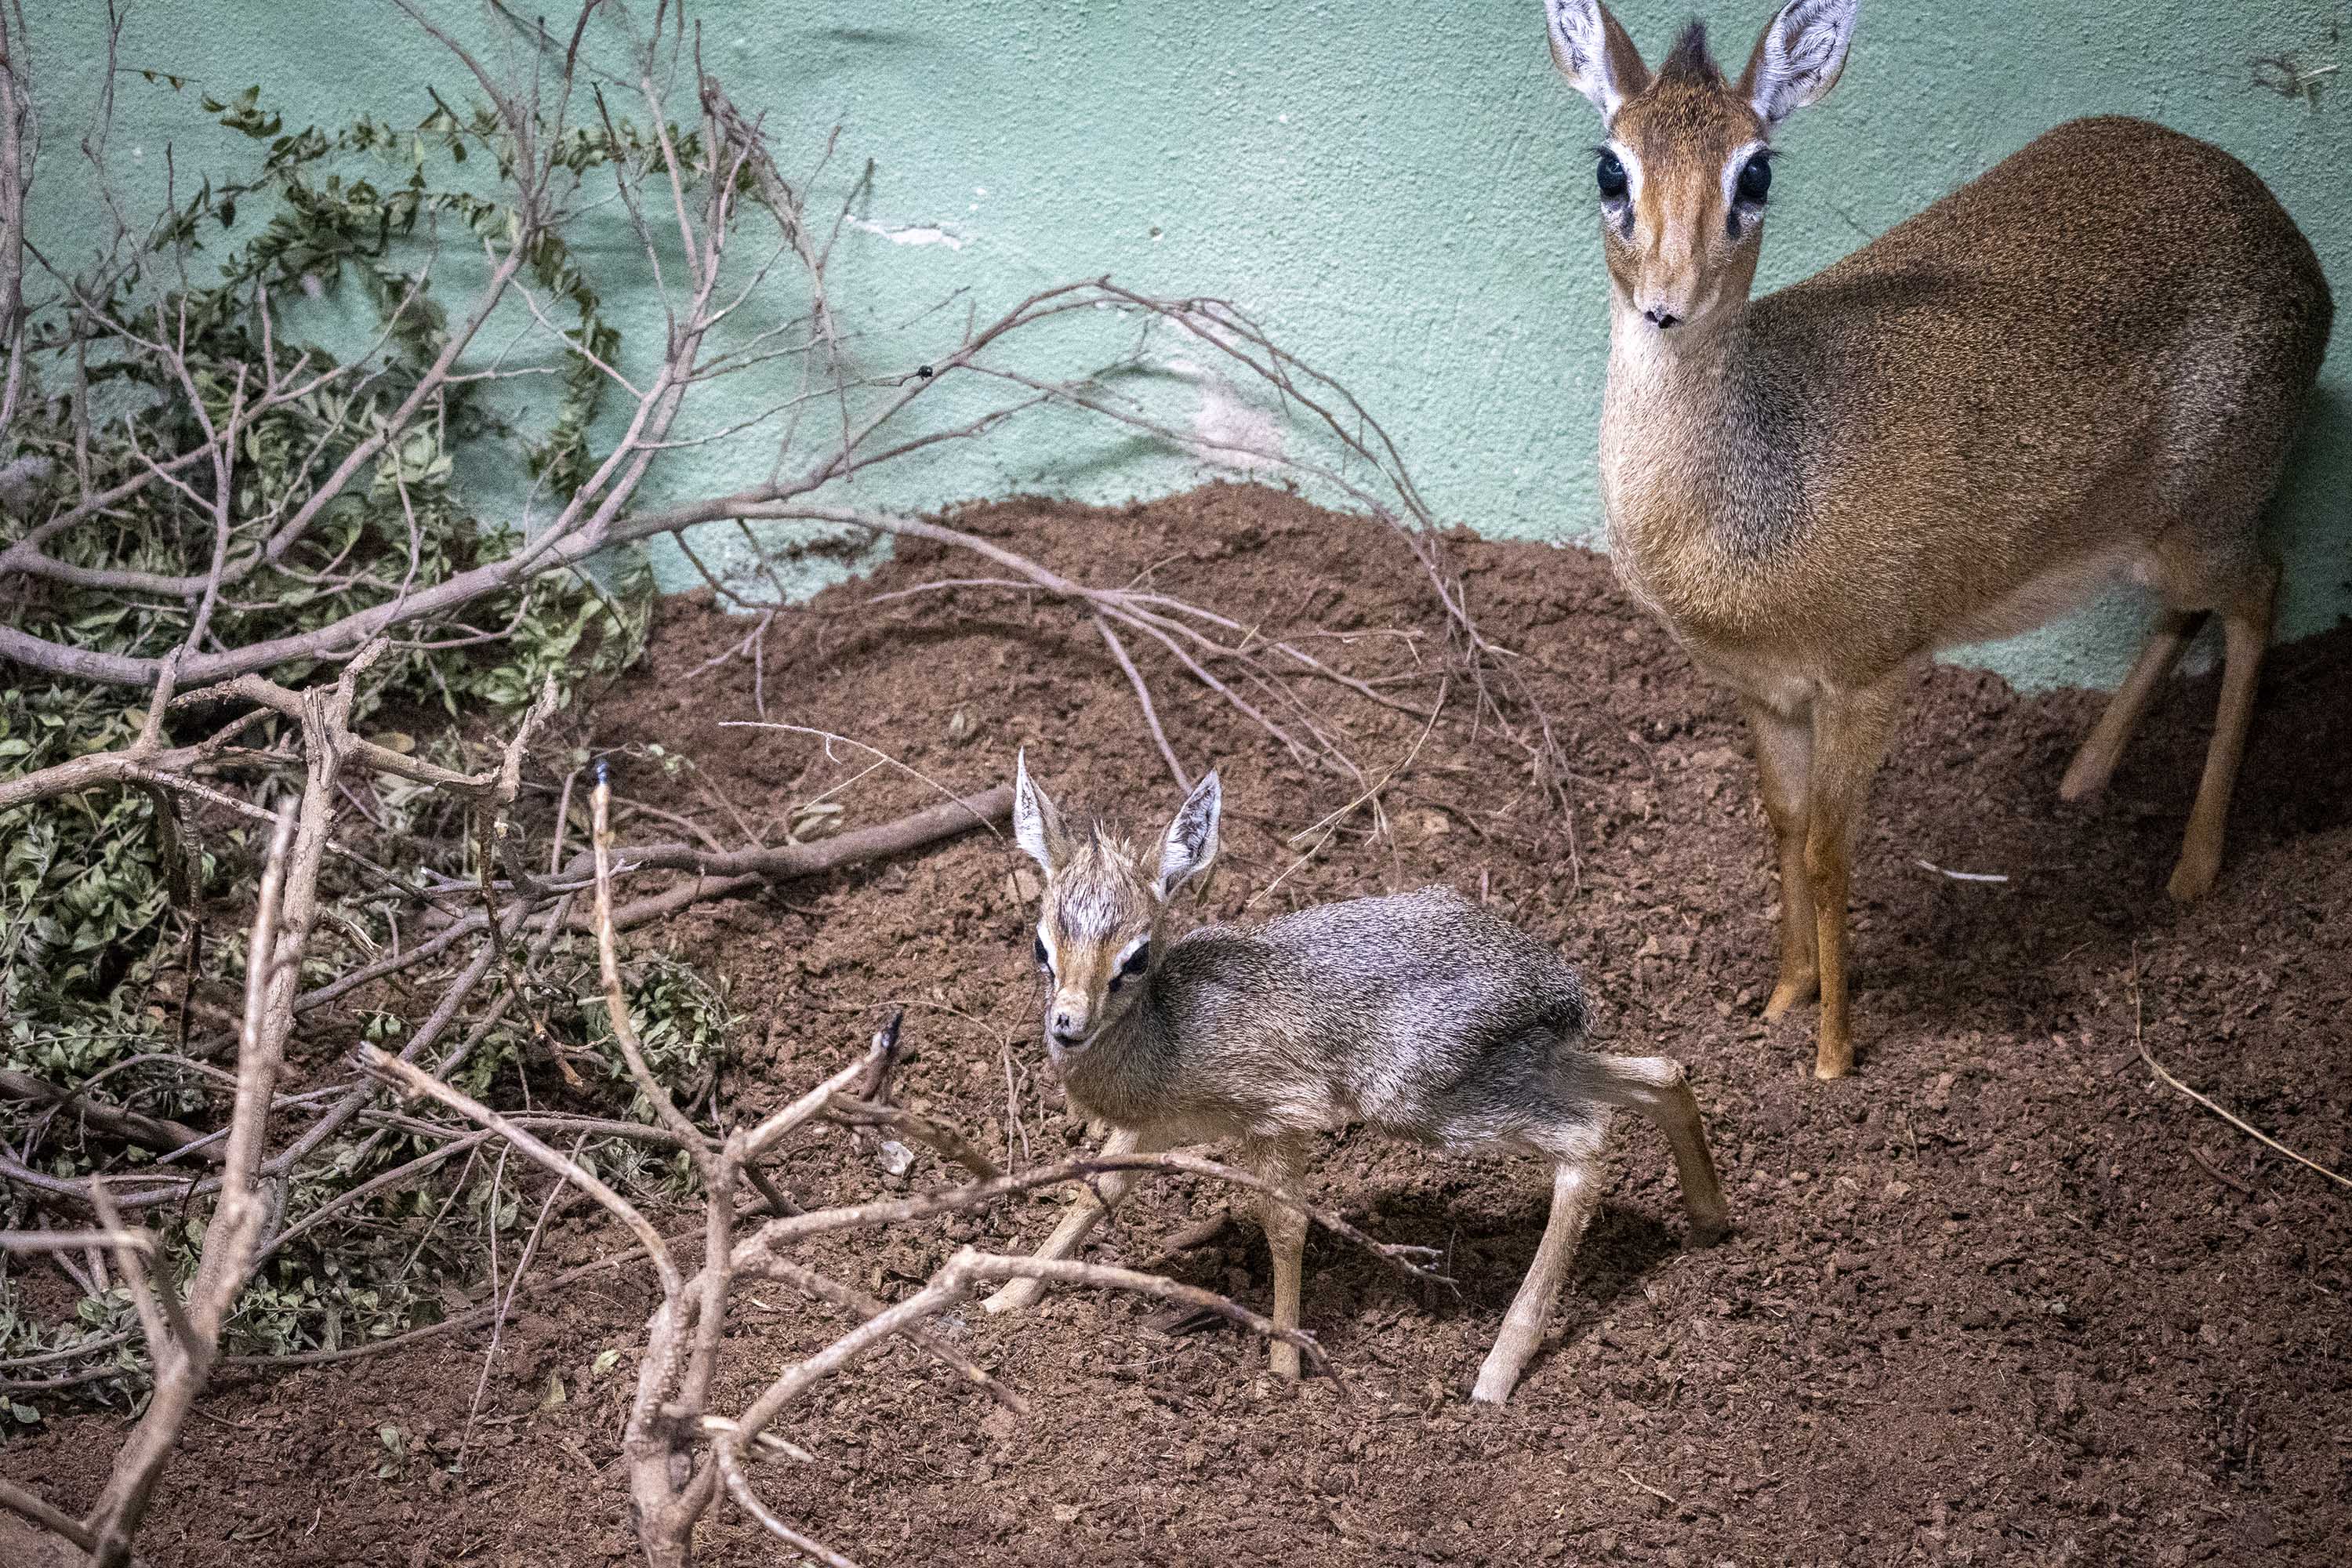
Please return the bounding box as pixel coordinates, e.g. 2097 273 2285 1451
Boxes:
1740 696 1820 1018
982 1125 1165 1316
1472 1158 1603 1406
1236 1134 1312 1381
1570 1053 1731 1241
1471 1056 1733 1406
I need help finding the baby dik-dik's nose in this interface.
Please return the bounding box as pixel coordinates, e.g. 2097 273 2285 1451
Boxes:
1048 1008 1087 1048
1642 304 1682 330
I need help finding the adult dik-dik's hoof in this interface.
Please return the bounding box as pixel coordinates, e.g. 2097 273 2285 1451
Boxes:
1762 971 1820 1020
1812 1026 1854 1081
2166 846 2221 904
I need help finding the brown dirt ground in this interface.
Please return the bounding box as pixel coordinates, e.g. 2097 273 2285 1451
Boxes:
9 482 2352 1567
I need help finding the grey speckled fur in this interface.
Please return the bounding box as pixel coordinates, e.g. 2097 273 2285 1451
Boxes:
1064 887 1604 1159
991 754 1729 1405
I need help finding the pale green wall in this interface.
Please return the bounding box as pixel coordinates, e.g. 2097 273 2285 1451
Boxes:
26 2 2351 689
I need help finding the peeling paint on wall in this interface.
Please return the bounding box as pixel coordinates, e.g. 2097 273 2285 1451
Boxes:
1167 358 1287 470
848 216 971 251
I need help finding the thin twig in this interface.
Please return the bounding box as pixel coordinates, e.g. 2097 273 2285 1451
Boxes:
2130 954 2350 1192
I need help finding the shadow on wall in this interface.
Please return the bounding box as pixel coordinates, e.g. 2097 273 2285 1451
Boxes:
2276 381 2350 641
1946 372 2347 692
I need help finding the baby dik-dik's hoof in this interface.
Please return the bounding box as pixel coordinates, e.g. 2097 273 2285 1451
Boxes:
1469 1349 1532 1407
981 1278 1045 1316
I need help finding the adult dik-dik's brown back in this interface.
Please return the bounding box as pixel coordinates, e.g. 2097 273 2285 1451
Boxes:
1541 0 2333 1077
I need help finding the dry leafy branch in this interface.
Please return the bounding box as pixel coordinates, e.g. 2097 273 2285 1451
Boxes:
0 4 1541 1564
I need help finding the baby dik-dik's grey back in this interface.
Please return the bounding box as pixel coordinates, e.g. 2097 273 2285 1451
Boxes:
982 753 1730 1406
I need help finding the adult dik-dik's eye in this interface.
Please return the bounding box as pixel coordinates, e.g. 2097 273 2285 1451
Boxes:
1120 942 1151 978
1736 151 1772 205
1033 932 1051 971
1595 148 1628 201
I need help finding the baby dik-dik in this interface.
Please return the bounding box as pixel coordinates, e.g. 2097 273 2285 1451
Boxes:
979 754 1730 1405
1541 0 2332 1078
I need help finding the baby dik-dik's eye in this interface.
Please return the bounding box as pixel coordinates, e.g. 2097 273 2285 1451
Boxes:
1595 148 1628 201
1736 151 1773 205
1109 941 1150 989
1033 932 1051 973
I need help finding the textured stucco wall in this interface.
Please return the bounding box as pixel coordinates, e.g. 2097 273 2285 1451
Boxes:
27 1 2350 688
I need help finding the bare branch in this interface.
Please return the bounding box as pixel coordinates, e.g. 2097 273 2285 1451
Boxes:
357 1043 681 1301
82 776 314 1566
590 763 710 1160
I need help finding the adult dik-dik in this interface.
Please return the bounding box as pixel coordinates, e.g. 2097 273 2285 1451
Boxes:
1540 0 2332 1077
981 756 1729 1405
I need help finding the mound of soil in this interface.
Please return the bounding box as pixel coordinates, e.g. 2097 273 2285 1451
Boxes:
10 483 2350 1566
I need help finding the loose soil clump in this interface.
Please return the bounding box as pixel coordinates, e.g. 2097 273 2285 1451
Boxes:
12 482 2350 1566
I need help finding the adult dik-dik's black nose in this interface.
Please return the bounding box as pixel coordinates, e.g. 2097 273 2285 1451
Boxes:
1644 306 1682 329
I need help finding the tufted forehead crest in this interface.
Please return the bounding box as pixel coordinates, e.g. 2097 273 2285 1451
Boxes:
1613 16 1759 160
1656 20 1731 86
1043 821 1152 940
1657 20 1721 86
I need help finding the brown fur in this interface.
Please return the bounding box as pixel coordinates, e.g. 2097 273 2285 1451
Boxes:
1552 2 2333 1076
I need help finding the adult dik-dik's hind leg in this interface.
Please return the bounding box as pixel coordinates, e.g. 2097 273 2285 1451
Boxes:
2169 561 2278 902
1741 696 1820 1018
1805 680 1904 1080
982 1125 1166 1315
2059 608 2208 802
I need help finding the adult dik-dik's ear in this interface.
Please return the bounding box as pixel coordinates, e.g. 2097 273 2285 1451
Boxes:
1544 0 1650 119
1012 750 1071 875
1155 770 1221 901
1738 0 1861 125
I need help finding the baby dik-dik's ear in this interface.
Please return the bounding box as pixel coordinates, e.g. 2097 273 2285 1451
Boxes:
1738 0 1860 125
1544 0 1650 119
1012 750 1070 876
1154 770 1221 902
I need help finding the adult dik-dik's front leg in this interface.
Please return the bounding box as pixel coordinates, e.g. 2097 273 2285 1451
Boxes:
982 1125 1167 1315
1803 680 1904 1080
1742 695 1821 1020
